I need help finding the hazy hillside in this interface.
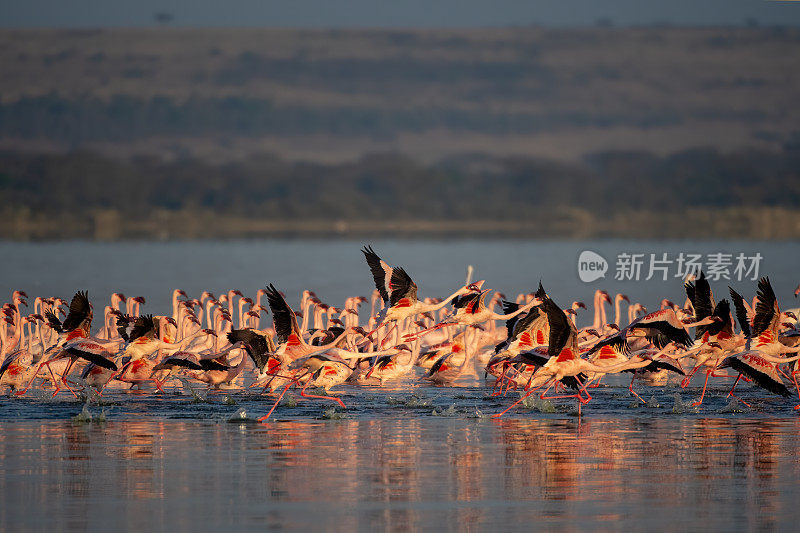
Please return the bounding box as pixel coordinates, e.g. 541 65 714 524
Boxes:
1 27 799 239
1 27 798 162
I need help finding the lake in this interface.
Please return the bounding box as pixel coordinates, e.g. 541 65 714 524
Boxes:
1 238 799 530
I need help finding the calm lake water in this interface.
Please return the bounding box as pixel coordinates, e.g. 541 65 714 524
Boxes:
1 239 799 530
1 238 798 320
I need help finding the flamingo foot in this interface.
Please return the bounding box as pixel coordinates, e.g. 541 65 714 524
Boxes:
259 381 294 422
728 393 751 409
630 387 646 404
492 390 533 418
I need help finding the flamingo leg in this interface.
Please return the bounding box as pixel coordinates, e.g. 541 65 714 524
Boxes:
491 389 534 418
505 378 518 395
259 381 293 422
492 377 553 417
14 362 42 396
691 370 712 407
488 365 506 397
681 364 701 388
151 378 165 394
542 379 592 404
107 360 132 385
629 375 646 404
56 358 79 398
379 322 398 348
792 370 800 410
403 322 450 342
574 375 592 403
299 380 346 409
45 361 64 397
724 373 751 408
492 365 511 396
587 375 603 389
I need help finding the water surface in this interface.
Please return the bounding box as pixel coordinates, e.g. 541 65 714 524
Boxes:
2 238 800 529
2 412 799 531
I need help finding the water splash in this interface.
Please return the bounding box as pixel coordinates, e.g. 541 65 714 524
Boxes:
227 407 249 421
279 395 298 408
177 377 208 403
432 404 458 416
322 408 346 420
646 396 661 408
522 396 556 413
71 404 94 424
719 398 747 413
223 395 237 405
406 394 431 408
388 394 431 408
672 393 699 414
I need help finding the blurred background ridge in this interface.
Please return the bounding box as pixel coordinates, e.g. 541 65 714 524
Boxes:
0 2 799 239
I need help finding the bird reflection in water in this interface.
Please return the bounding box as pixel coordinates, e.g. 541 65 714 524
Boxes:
0 417 799 530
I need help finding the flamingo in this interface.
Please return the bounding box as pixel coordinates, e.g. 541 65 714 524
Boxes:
361 245 481 327
18 291 119 397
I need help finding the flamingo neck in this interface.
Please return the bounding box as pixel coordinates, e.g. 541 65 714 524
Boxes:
423 289 464 313
592 292 601 329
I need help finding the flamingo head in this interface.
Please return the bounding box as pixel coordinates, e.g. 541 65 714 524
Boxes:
783 311 797 321
619 294 630 303
466 280 485 292
351 326 370 337
202 328 217 337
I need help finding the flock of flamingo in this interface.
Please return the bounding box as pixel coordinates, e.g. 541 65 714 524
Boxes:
2 245 800 420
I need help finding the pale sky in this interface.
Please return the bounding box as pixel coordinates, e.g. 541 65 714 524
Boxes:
1 0 799 28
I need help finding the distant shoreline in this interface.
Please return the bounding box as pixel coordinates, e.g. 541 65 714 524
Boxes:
4 208 800 241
